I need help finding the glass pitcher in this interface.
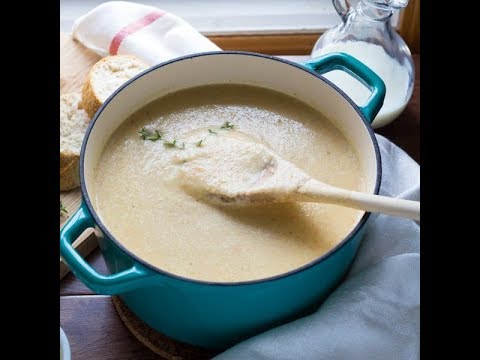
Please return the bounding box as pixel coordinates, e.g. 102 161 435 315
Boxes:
311 0 415 128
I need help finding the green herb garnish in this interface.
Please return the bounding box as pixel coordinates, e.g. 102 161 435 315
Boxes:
148 130 162 141
138 127 162 141
60 201 68 217
140 122 235 150
164 139 178 147
138 127 149 139
220 121 235 130
164 139 186 149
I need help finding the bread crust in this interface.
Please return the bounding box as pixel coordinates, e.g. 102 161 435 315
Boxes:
60 158 80 191
82 72 104 119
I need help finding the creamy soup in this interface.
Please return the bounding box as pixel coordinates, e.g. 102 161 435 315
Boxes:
93 85 365 282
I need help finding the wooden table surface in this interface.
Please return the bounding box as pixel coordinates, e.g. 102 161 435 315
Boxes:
60 54 420 359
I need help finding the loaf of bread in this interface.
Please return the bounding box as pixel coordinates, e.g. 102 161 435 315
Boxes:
82 55 148 118
60 93 90 191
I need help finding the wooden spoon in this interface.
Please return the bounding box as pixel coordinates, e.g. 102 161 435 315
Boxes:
174 129 420 221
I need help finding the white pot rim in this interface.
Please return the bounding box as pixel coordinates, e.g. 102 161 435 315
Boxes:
79 51 382 287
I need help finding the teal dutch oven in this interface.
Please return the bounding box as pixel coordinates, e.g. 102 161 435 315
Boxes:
60 52 385 349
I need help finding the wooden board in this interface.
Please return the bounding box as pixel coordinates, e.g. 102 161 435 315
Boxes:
60 32 101 278
60 32 101 95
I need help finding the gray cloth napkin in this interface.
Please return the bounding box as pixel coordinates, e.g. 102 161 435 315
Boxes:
215 134 420 360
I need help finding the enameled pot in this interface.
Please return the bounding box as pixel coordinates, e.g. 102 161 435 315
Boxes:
60 52 385 349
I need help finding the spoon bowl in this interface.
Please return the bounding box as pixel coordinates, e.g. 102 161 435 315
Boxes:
174 128 420 221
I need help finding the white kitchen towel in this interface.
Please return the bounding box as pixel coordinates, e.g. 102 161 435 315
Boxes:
72 3 420 359
72 1 220 65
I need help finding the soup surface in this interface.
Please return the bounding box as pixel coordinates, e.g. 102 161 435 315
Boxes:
93 84 365 282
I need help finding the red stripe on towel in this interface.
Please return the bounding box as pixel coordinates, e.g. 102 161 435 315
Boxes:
109 10 165 55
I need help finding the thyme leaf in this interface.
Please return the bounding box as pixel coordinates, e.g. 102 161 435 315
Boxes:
164 139 177 147
148 130 162 141
138 127 149 140
220 121 235 130
166 138 186 149
139 122 235 150
138 127 162 141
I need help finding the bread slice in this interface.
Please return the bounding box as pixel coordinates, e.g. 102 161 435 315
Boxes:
82 55 148 118
60 93 90 191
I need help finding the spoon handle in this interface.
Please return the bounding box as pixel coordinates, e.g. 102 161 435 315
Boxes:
296 180 420 221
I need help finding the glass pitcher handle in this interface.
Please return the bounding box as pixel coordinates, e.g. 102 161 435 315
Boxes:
332 0 353 22
334 0 409 22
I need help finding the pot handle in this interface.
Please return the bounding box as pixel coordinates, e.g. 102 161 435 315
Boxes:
60 202 154 295
303 52 386 123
